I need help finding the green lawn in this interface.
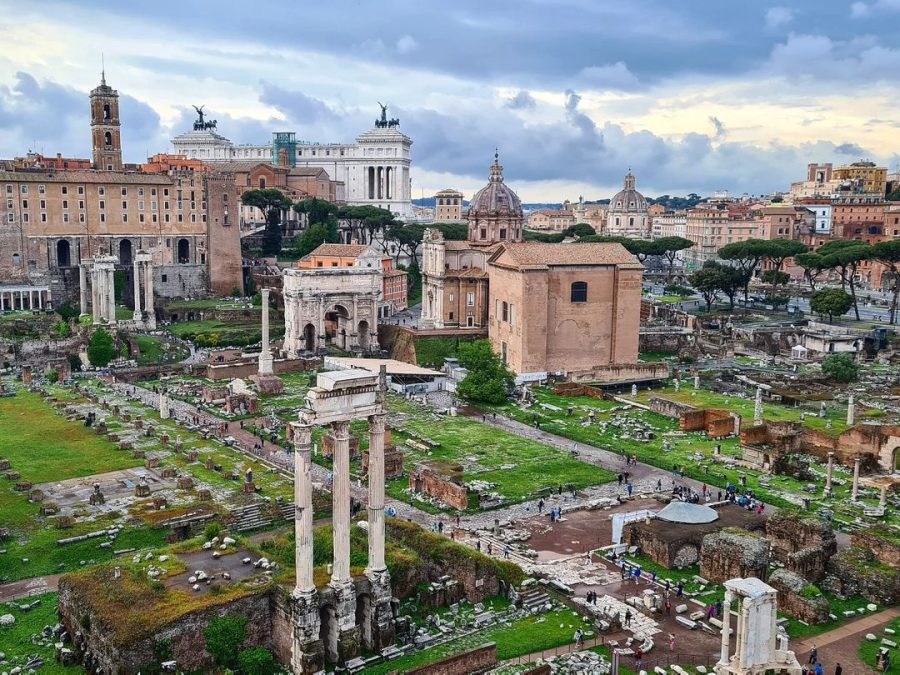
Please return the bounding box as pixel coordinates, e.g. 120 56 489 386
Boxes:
133 335 186 365
859 616 899 672
164 298 248 310
361 606 589 674
382 396 615 512
0 592 82 674
166 318 282 346
0 391 143 529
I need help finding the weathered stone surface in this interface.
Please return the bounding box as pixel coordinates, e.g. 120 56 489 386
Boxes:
767 569 830 624
700 529 769 583
823 545 900 605
766 511 837 582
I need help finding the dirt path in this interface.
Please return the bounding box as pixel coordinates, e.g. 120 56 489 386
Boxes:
0 573 62 602
792 606 900 674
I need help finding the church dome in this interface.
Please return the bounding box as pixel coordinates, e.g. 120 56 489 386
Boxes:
610 171 647 213
467 153 523 219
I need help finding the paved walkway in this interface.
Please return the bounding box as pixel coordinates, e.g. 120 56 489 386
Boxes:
793 606 900 674
0 573 62 602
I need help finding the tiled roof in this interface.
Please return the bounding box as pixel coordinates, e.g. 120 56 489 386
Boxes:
212 161 287 173
309 243 369 257
491 242 642 269
449 267 488 279
0 170 173 184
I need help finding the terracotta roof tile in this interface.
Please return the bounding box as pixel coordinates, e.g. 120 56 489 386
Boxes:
491 242 642 269
308 243 369 257
0 170 173 184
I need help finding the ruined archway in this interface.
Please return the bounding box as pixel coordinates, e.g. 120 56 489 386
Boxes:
357 320 370 352
356 592 373 650
303 323 316 352
177 238 190 264
118 239 133 266
56 239 71 268
324 304 350 350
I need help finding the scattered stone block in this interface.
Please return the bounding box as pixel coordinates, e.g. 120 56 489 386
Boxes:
675 604 688 614
675 616 697 630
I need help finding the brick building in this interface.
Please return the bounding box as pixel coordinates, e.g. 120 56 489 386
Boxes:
0 74 243 306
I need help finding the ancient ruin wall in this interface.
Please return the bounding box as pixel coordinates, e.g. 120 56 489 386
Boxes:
700 529 770 583
768 569 830 624
406 643 497 675
766 512 837 582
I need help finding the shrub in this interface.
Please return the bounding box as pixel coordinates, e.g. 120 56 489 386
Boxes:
46 368 59 384
56 300 80 322
204 616 248 670
822 353 858 383
237 647 278 675
87 328 117 367
204 522 221 540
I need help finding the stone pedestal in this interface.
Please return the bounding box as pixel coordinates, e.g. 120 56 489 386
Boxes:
291 589 325 675
364 569 396 652
159 393 170 420
328 579 361 664
253 373 284 395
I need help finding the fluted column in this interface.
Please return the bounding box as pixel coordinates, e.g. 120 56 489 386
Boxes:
367 413 387 573
331 419 351 584
132 258 142 321
719 590 732 666
259 288 273 374
852 457 861 501
292 422 315 593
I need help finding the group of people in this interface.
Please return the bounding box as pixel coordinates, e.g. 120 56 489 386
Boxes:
801 646 844 675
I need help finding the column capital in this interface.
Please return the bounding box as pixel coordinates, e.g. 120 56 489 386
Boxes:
331 419 350 438
368 412 386 434
291 421 313 447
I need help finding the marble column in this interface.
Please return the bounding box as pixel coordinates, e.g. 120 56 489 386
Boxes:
292 422 315 592
825 452 834 496
851 457 861 501
132 258 142 321
106 268 116 324
880 485 888 508
754 387 763 425
719 590 732 666
91 269 101 324
259 288 273 375
78 263 87 316
847 395 856 426
331 419 351 584
367 413 387 573
37 289 42 309
144 261 155 329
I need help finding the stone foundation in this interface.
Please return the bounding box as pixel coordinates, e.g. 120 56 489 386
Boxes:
409 462 468 510
700 529 770 583
768 569 830 624
766 512 837 582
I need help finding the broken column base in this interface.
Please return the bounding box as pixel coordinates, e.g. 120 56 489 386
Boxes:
365 569 396 651
252 372 284 395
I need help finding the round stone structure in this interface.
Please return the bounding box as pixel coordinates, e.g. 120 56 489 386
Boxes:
655 501 719 524
606 170 649 238
466 152 524 244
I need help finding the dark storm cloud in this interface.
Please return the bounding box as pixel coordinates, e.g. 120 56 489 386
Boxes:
833 142 868 156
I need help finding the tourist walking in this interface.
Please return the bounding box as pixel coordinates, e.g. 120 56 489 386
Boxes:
808 646 818 665
813 662 823 675
624 609 632 627
834 664 841 675
668 633 675 652
665 598 671 615
633 648 642 669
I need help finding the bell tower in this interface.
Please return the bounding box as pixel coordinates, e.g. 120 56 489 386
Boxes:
90 69 123 171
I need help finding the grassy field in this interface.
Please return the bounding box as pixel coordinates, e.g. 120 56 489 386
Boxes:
164 298 248 310
380 397 615 512
0 391 143 529
362 606 589 674
133 334 186 365
490 386 895 529
0 592 82 674
859 616 898 671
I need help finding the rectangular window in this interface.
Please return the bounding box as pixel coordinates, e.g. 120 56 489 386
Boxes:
38 184 45 194
139 213 145 223
6 213 13 223
449 293 454 303
138 187 144 196
6 199 11 209
79 213 85 223
164 214 170 223
39 199 45 209
164 188 169 197
467 292 474 306
5 185 11 194
99 200 105 210
501 301 509 322
62 200 68 209
121 187 127 196
151 202 157 210
22 213 28 222
98 186 105 196
138 201 144 210
21 185 27 194
100 213 105 223
62 213 68 223
152 214 157 223
151 188 157 196
61 186 68 195
122 200 127 209
78 185 84 195
79 200 84 210
22 199 28 208
123 214 128 223
41 213 47 222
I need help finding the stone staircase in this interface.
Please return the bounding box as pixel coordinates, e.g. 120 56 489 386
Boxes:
229 502 294 532
519 586 551 613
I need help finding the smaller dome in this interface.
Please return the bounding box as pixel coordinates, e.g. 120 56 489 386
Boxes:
609 171 647 213
655 502 719 524
467 152 523 219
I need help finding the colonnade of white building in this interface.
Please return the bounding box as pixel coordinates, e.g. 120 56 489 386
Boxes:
0 286 51 312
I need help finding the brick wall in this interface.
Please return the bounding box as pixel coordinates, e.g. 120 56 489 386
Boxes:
405 643 497 675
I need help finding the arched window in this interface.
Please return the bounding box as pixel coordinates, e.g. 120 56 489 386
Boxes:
571 281 587 303
104 131 112 147
629 217 634 227
177 238 190 264
103 103 111 120
12 253 21 266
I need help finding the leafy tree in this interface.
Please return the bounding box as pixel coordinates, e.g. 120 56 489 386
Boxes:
385 222 427 263
817 239 873 320
760 239 807 297
242 188 292 256
690 264 723 311
456 339 515 405
809 288 853 324
655 236 694 280
295 197 339 225
664 283 693 297
46 368 59 384
237 647 278 675
794 252 826 291
565 222 596 238
821 353 859 383
525 230 566 243
336 204 395 243
56 300 80 322
433 221 469 240
203 616 248 670
296 222 339 258
770 195 784 203
404 259 422 305
760 270 790 289
717 239 770 304
54 320 71 338
86 328 117 367
873 239 900 324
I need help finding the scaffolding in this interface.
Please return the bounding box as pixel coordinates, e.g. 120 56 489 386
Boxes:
271 131 297 167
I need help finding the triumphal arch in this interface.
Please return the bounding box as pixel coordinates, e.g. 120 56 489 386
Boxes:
290 367 393 672
282 266 381 356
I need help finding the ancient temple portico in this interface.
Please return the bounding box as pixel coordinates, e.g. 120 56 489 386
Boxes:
0 285 51 312
291 367 394 672
86 256 118 325
131 250 156 329
716 577 801 675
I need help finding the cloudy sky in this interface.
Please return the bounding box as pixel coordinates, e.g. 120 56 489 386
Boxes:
2 0 900 201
